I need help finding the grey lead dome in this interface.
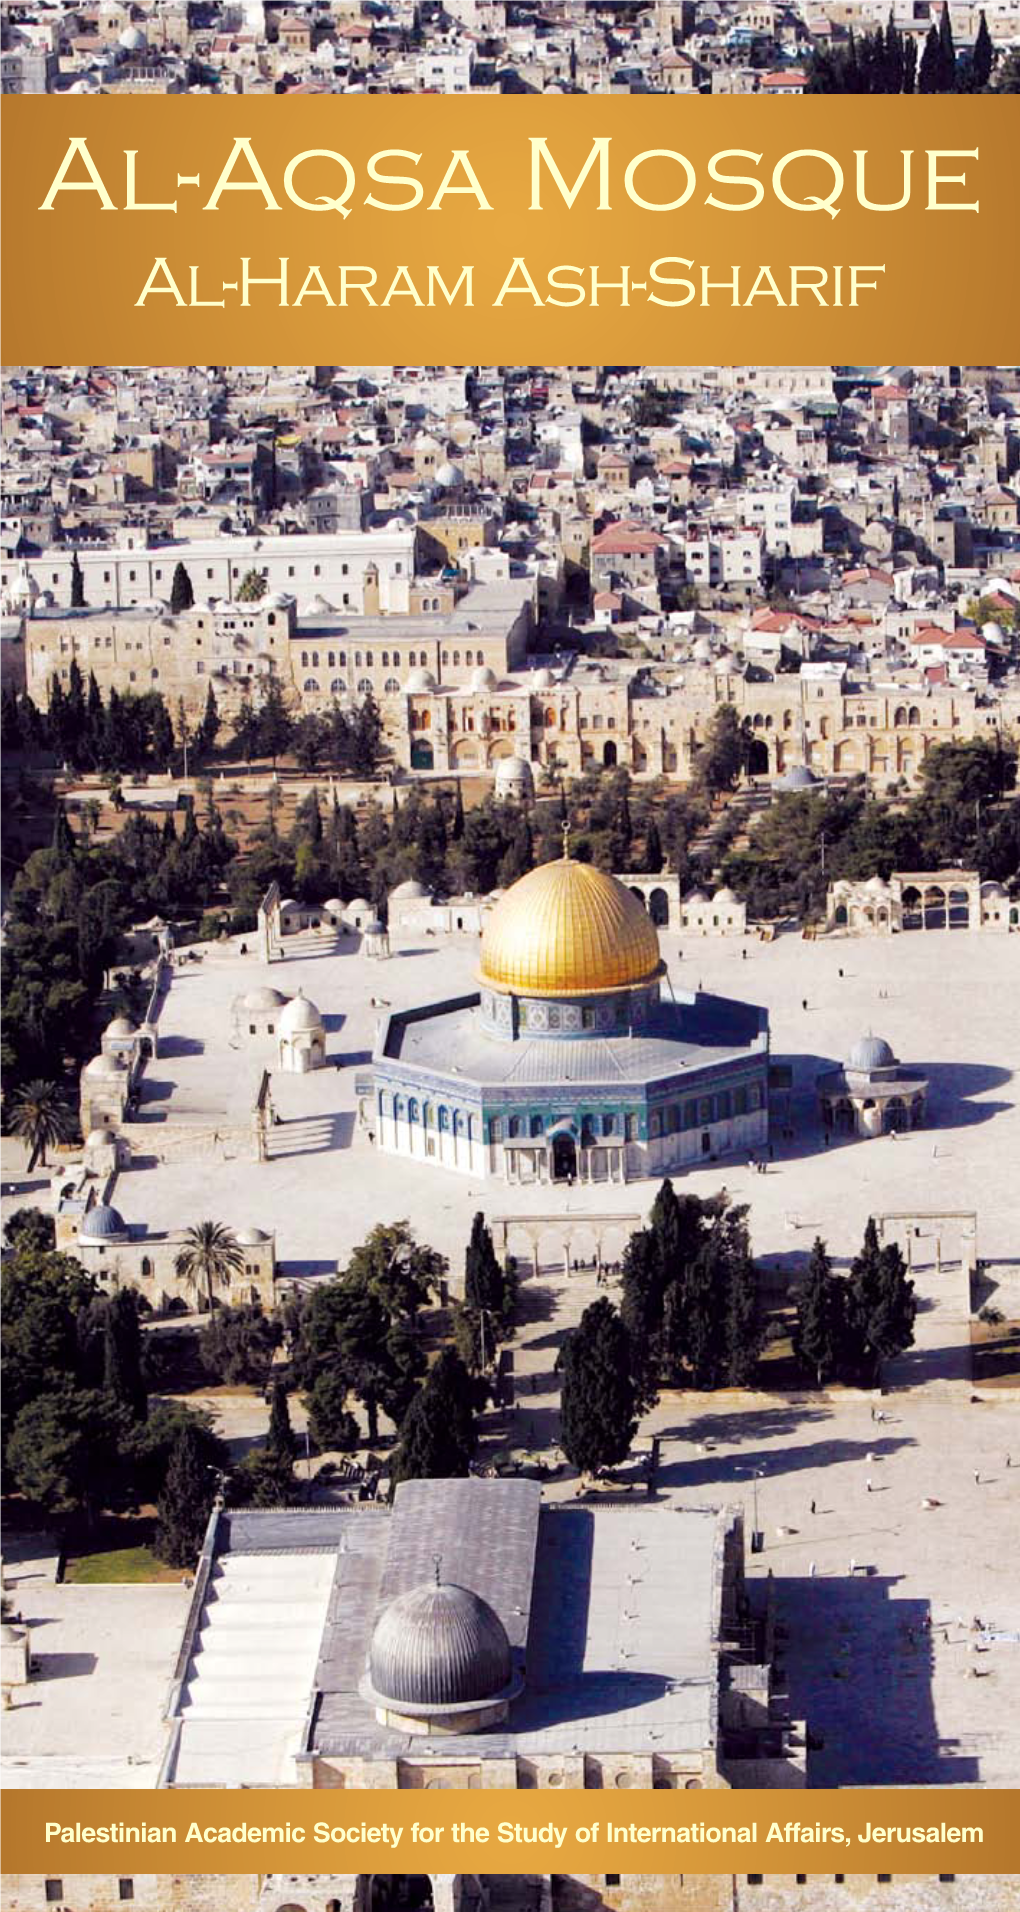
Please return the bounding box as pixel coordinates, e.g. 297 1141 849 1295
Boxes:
367 1581 513 1708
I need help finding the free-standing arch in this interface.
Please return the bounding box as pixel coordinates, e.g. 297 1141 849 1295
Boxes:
649 885 669 926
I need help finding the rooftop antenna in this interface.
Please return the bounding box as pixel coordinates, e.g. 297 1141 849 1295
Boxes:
433 1552 443 1585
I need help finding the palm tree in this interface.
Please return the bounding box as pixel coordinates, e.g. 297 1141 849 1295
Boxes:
174 1221 245 1314
8 1080 75 1171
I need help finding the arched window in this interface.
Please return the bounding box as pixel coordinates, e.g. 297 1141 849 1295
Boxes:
328 651 335 667
425 1102 436 1128
331 677 344 693
453 650 461 666
141 1256 152 1279
530 1113 544 1137
442 649 450 665
384 677 400 694
301 650 308 667
908 705 921 725
312 651 319 667
894 706 907 726
355 650 362 667
382 650 389 667
545 707 557 727
439 1106 450 1131
304 678 319 692
357 677 372 694
408 1097 420 1123
338 651 346 666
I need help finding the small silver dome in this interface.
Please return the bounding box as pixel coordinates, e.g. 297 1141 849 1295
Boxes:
775 764 820 792
367 1581 513 1710
847 1034 896 1072
80 1202 128 1242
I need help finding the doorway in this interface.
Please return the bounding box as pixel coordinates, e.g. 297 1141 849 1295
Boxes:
552 1132 578 1181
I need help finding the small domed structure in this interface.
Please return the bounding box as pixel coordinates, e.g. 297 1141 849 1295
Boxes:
494 755 535 803
471 664 498 691
105 1015 137 1038
847 1034 896 1073
361 1580 520 1733
236 1226 270 1246
80 1202 128 1242
277 989 325 1073
775 764 820 792
390 878 430 901
531 667 554 690
434 459 464 490
118 23 147 49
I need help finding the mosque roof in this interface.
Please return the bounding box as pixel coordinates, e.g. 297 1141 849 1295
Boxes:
479 857 662 999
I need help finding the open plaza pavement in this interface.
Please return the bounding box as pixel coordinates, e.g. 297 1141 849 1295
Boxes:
2 918 1018 1788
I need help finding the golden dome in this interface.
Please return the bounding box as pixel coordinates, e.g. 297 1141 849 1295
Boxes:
479 858 662 998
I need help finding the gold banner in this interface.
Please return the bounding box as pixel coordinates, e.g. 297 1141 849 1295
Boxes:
1 1788 1015 1876
2 95 1018 363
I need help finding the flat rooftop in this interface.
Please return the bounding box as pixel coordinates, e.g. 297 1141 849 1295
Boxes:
1 1555 191 1790
164 1484 723 1781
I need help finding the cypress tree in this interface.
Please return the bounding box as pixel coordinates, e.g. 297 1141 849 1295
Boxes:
266 1378 296 1460
170 562 194 613
559 1298 637 1476
103 1288 147 1421
919 23 942 89
794 1238 851 1385
971 10 993 87
724 1249 761 1387
197 681 220 758
391 1349 479 1482
155 1422 216 1567
851 1224 917 1381
51 801 76 862
644 819 664 874
903 34 917 90
938 2 957 86
70 551 86 610
464 1212 505 1322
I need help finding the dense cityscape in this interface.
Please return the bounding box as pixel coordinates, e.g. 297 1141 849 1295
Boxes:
2 0 1020 95
1 363 1018 1912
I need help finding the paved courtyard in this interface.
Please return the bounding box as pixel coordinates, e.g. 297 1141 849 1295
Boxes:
16 917 1014 1304
2 918 1018 1790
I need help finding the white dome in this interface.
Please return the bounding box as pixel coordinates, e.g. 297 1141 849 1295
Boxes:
685 888 709 905
692 637 714 663
390 878 430 900
434 460 463 488
104 1015 137 1037
243 986 286 1011
323 897 345 913
84 1051 127 1078
864 874 889 893
278 898 300 913
347 895 371 912
471 665 498 690
119 23 147 48
85 1126 117 1148
279 989 323 1035
302 593 335 616
713 885 737 904
405 667 437 693
236 1226 270 1246
531 668 554 689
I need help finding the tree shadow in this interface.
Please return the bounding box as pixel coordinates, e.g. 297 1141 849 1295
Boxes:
656 1434 914 1492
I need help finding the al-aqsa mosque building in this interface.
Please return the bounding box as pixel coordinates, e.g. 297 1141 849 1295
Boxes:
372 852 769 1185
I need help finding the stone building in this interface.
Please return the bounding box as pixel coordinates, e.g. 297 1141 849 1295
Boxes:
826 871 1017 934
3 527 417 616
817 1035 929 1139
50 1186 276 1312
160 1478 798 1791
371 856 769 1186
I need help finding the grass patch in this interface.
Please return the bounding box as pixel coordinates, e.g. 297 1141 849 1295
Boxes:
62 1515 183 1584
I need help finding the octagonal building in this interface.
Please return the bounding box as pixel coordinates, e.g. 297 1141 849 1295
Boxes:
371 853 769 1184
